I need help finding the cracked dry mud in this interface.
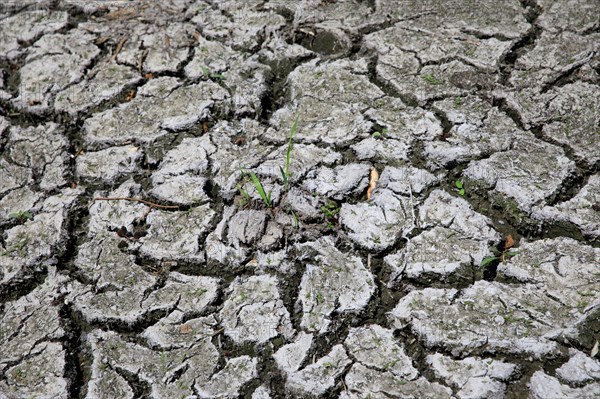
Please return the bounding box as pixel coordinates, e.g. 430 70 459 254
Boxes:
0 1 599 398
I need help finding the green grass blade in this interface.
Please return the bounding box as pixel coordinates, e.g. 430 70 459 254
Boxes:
249 171 271 207
481 256 498 267
279 165 288 187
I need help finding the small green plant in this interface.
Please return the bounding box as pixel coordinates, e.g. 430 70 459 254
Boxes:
422 73 443 85
200 65 225 81
316 292 324 304
236 173 252 207
238 117 300 208
481 250 518 266
243 168 272 208
455 180 465 196
280 114 299 190
454 96 463 107
8 210 33 223
321 201 339 229
290 210 299 228
372 127 388 139
481 235 517 267
321 201 339 218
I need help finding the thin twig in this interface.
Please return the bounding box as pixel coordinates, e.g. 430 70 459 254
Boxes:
400 182 416 277
110 36 128 62
212 328 224 336
89 197 179 209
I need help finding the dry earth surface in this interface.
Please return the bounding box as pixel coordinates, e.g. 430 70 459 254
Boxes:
0 0 599 398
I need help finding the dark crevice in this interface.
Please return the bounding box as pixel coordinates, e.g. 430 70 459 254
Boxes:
113 364 152 398
60 302 86 399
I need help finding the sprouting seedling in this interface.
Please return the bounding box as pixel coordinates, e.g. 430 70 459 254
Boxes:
8 210 33 223
280 114 299 191
481 235 518 266
422 73 443 85
321 201 340 229
236 175 252 207
240 167 272 208
290 210 299 228
200 65 225 81
372 127 388 139
455 180 465 196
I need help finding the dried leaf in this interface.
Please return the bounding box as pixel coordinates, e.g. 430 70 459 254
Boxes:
144 73 155 79
505 235 515 249
367 168 379 200
180 324 192 334
124 89 136 102
592 340 599 358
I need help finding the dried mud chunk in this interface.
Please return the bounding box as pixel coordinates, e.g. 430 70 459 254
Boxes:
7 123 69 191
302 163 370 201
463 137 576 214
139 204 216 263
285 345 351 398
365 25 512 70
497 237 600 348
424 96 531 168
0 10 69 60
1 189 79 290
427 353 517 399
341 363 453 399
185 36 270 116
376 0 529 39
54 63 142 115
256 144 342 184
267 58 384 145
116 23 196 73
86 329 223 398
220 275 293 344
388 280 589 358
83 78 230 148
206 120 274 200
273 332 313 374
509 31 599 89
0 342 68 399
537 0 600 33
297 238 375 333
0 272 68 368
87 180 149 235
528 370 600 399
339 188 414 251
76 145 142 183
226 209 268 248
150 136 213 205
345 325 418 380
195 356 258 399
13 30 100 113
